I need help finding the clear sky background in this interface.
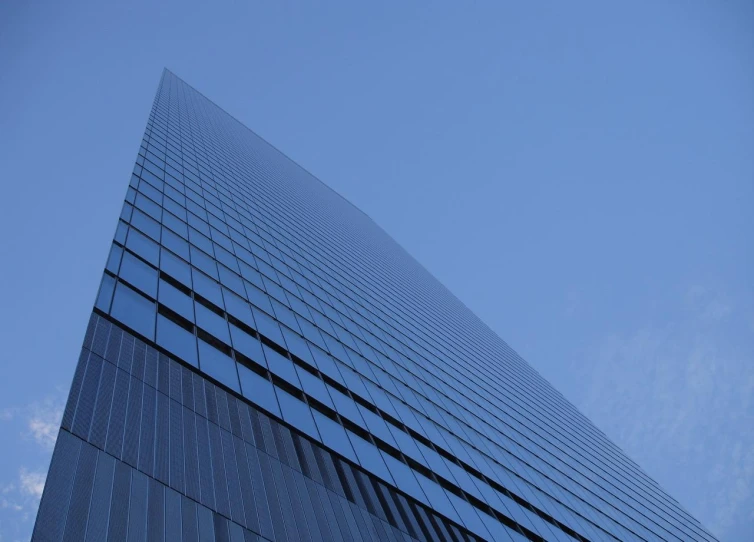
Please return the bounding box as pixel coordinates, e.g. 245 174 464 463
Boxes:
1 1 752 540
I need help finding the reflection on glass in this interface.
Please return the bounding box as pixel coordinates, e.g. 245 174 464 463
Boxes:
237 364 280 417
95 274 116 313
156 314 197 367
198 339 239 392
110 281 155 340
120 251 158 298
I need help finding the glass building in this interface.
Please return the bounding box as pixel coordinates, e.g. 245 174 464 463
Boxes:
32 70 717 542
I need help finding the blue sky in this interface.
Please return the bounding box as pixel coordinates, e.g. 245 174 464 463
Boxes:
1 1 752 540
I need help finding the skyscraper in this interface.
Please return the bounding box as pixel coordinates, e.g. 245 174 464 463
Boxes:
32 70 716 542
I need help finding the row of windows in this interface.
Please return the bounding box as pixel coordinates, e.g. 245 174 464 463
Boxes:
94 248 593 542
142 82 712 542
135 118 621 492
120 72 712 542
55 314 541 542
134 127 616 472
153 76 716 542
122 150 671 542
109 172 612 528
131 138 640 542
132 117 680 536
123 152 648 542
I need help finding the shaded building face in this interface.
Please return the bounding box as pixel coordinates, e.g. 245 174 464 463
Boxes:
33 70 717 542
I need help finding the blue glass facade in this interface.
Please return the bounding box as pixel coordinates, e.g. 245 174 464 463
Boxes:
33 70 716 541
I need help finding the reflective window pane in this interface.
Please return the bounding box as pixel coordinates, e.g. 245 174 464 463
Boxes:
120 251 158 298
111 281 156 340
157 314 197 367
198 339 239 392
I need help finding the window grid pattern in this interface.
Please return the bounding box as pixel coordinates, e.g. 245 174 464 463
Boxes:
35 314 528 542
36 69 716 542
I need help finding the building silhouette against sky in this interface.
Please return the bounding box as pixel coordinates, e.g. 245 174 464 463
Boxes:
32 70 717 542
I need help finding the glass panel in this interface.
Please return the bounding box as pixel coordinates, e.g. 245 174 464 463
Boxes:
194 303 230 345
120 251 158 298
250 307 284 346
414 472 462 524
347 431 394 484
131 208 161 241
160 249 191 288
281 329 314 364
222 289 254 327
276 388 318 439
110 281 156 340
95 274 116 312
309 346 344 384
294 367 333 408
156 314 198 367
237 364 280 417
161 227 190 260
189 246 218 279
134 193 162 222
328 386 365 428
115 221 128 244
157 279 193 322
311 410 357 463
263 345 300 388
106 244 123 274
192 269 223 308
380 452 427 506
229 324 264 364
126 228 159 266
162 209 188 236
239 261 264 289
198 339 239 392
245 283 273 314
218 265 245 296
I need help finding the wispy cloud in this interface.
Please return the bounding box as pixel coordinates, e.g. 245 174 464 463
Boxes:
1 393 64 452
18 469 45 501
572 286 754 541
0 390 65 541
26 402 62 452
0 467 47 530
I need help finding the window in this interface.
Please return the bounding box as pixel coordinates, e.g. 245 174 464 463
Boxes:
198 339 239 392
160 249 191 288
250 307 283 346
276 388 318 439
311 410 357 462
95 274 115 312
218 265 245 296
194 303 230 345
125 228 159 266
110 281 155 340
263 345 299 389
161 227 190 260
237 365 280 417
120 251 158 298
245 283 273 315
229 324 264 364
158 279 193 321
191 268 223 308
162 208 188 235
189 246 218 280
380 452 427 506
347 431 393 484
189 227 214 254
222 289 254 328
281 329 313 364
157 314 197 367
106 244 123 274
